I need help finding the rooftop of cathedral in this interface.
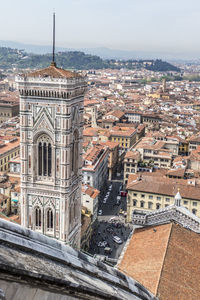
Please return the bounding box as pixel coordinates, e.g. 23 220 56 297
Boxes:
118 222 200 300
0 218 157 300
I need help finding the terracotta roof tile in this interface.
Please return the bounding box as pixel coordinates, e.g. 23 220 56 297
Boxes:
127 173 200 201
118 223 200 299
24 65 81 79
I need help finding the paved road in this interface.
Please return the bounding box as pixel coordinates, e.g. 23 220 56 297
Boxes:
98 181 126 216
88 180 132 263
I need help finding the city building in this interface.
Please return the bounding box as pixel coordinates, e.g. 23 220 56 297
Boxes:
0 137 20 172
81 206 93 250
102 110 126 128
100 140 119 180
126 172 200 222
9 155 20 174
81 184 99 222
123 136 178 184
82 144 108 190
188 135 200 153
0 91 19 124
16 63 87 247
109 126 137 155
125 110 142 123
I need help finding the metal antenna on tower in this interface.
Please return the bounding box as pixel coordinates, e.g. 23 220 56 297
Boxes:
51 12 56 66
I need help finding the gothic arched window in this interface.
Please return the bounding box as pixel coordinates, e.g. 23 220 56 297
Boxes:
47 208 53 230
35 207 41 228
72 130 79 175
37 135 52 177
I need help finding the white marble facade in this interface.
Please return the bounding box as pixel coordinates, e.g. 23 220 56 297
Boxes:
16 70 87 248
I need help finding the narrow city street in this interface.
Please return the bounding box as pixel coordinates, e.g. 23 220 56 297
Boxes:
88 179 132 264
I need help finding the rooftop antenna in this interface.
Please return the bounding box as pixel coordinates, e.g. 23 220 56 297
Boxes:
51 12 56 67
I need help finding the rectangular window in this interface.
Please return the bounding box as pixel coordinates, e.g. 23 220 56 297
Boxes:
157 196 161 200
141 194 145 198
149 195 153 199
165 198 170 202
193 202 197 206
184 200 188 205
133 193 137 196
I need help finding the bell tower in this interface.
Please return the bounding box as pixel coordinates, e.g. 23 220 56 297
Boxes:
16 15 87 247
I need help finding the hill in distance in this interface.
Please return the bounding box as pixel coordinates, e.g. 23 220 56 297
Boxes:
0 46 180 72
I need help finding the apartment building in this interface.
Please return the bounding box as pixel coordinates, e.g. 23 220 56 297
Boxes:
188 135 200 153
0 91 19 124
125 111 142 123
123 150 141 184
82 144 109 190
81 184 100 222
109 126 137 155
123 137 176 184
126 172 200 222
0 137 20 172
100 140 119 180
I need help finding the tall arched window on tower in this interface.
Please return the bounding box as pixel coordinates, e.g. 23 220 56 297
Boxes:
48 143 52 176
35 207 41 229
47 208 53 231
37 135 52 177
72 130 79 175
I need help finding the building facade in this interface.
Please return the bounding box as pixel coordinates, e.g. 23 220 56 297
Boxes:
0 137 20 172
81 184 99 222
16 64 87 247
82 144 108 190
126 173 200 222
109 127 137 155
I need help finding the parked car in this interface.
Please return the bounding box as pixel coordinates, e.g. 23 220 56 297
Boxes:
106 226 114 233
120 191 127 197
113 236 123 244
116 196 121 205
98 209 102 216
104 247 112 254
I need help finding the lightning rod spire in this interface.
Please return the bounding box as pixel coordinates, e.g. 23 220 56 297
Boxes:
51 12 56 67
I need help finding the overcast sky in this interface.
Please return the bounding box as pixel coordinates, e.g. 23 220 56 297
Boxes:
1 0 200 55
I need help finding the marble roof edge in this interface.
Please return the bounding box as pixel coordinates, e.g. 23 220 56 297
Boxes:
0 218 157 299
